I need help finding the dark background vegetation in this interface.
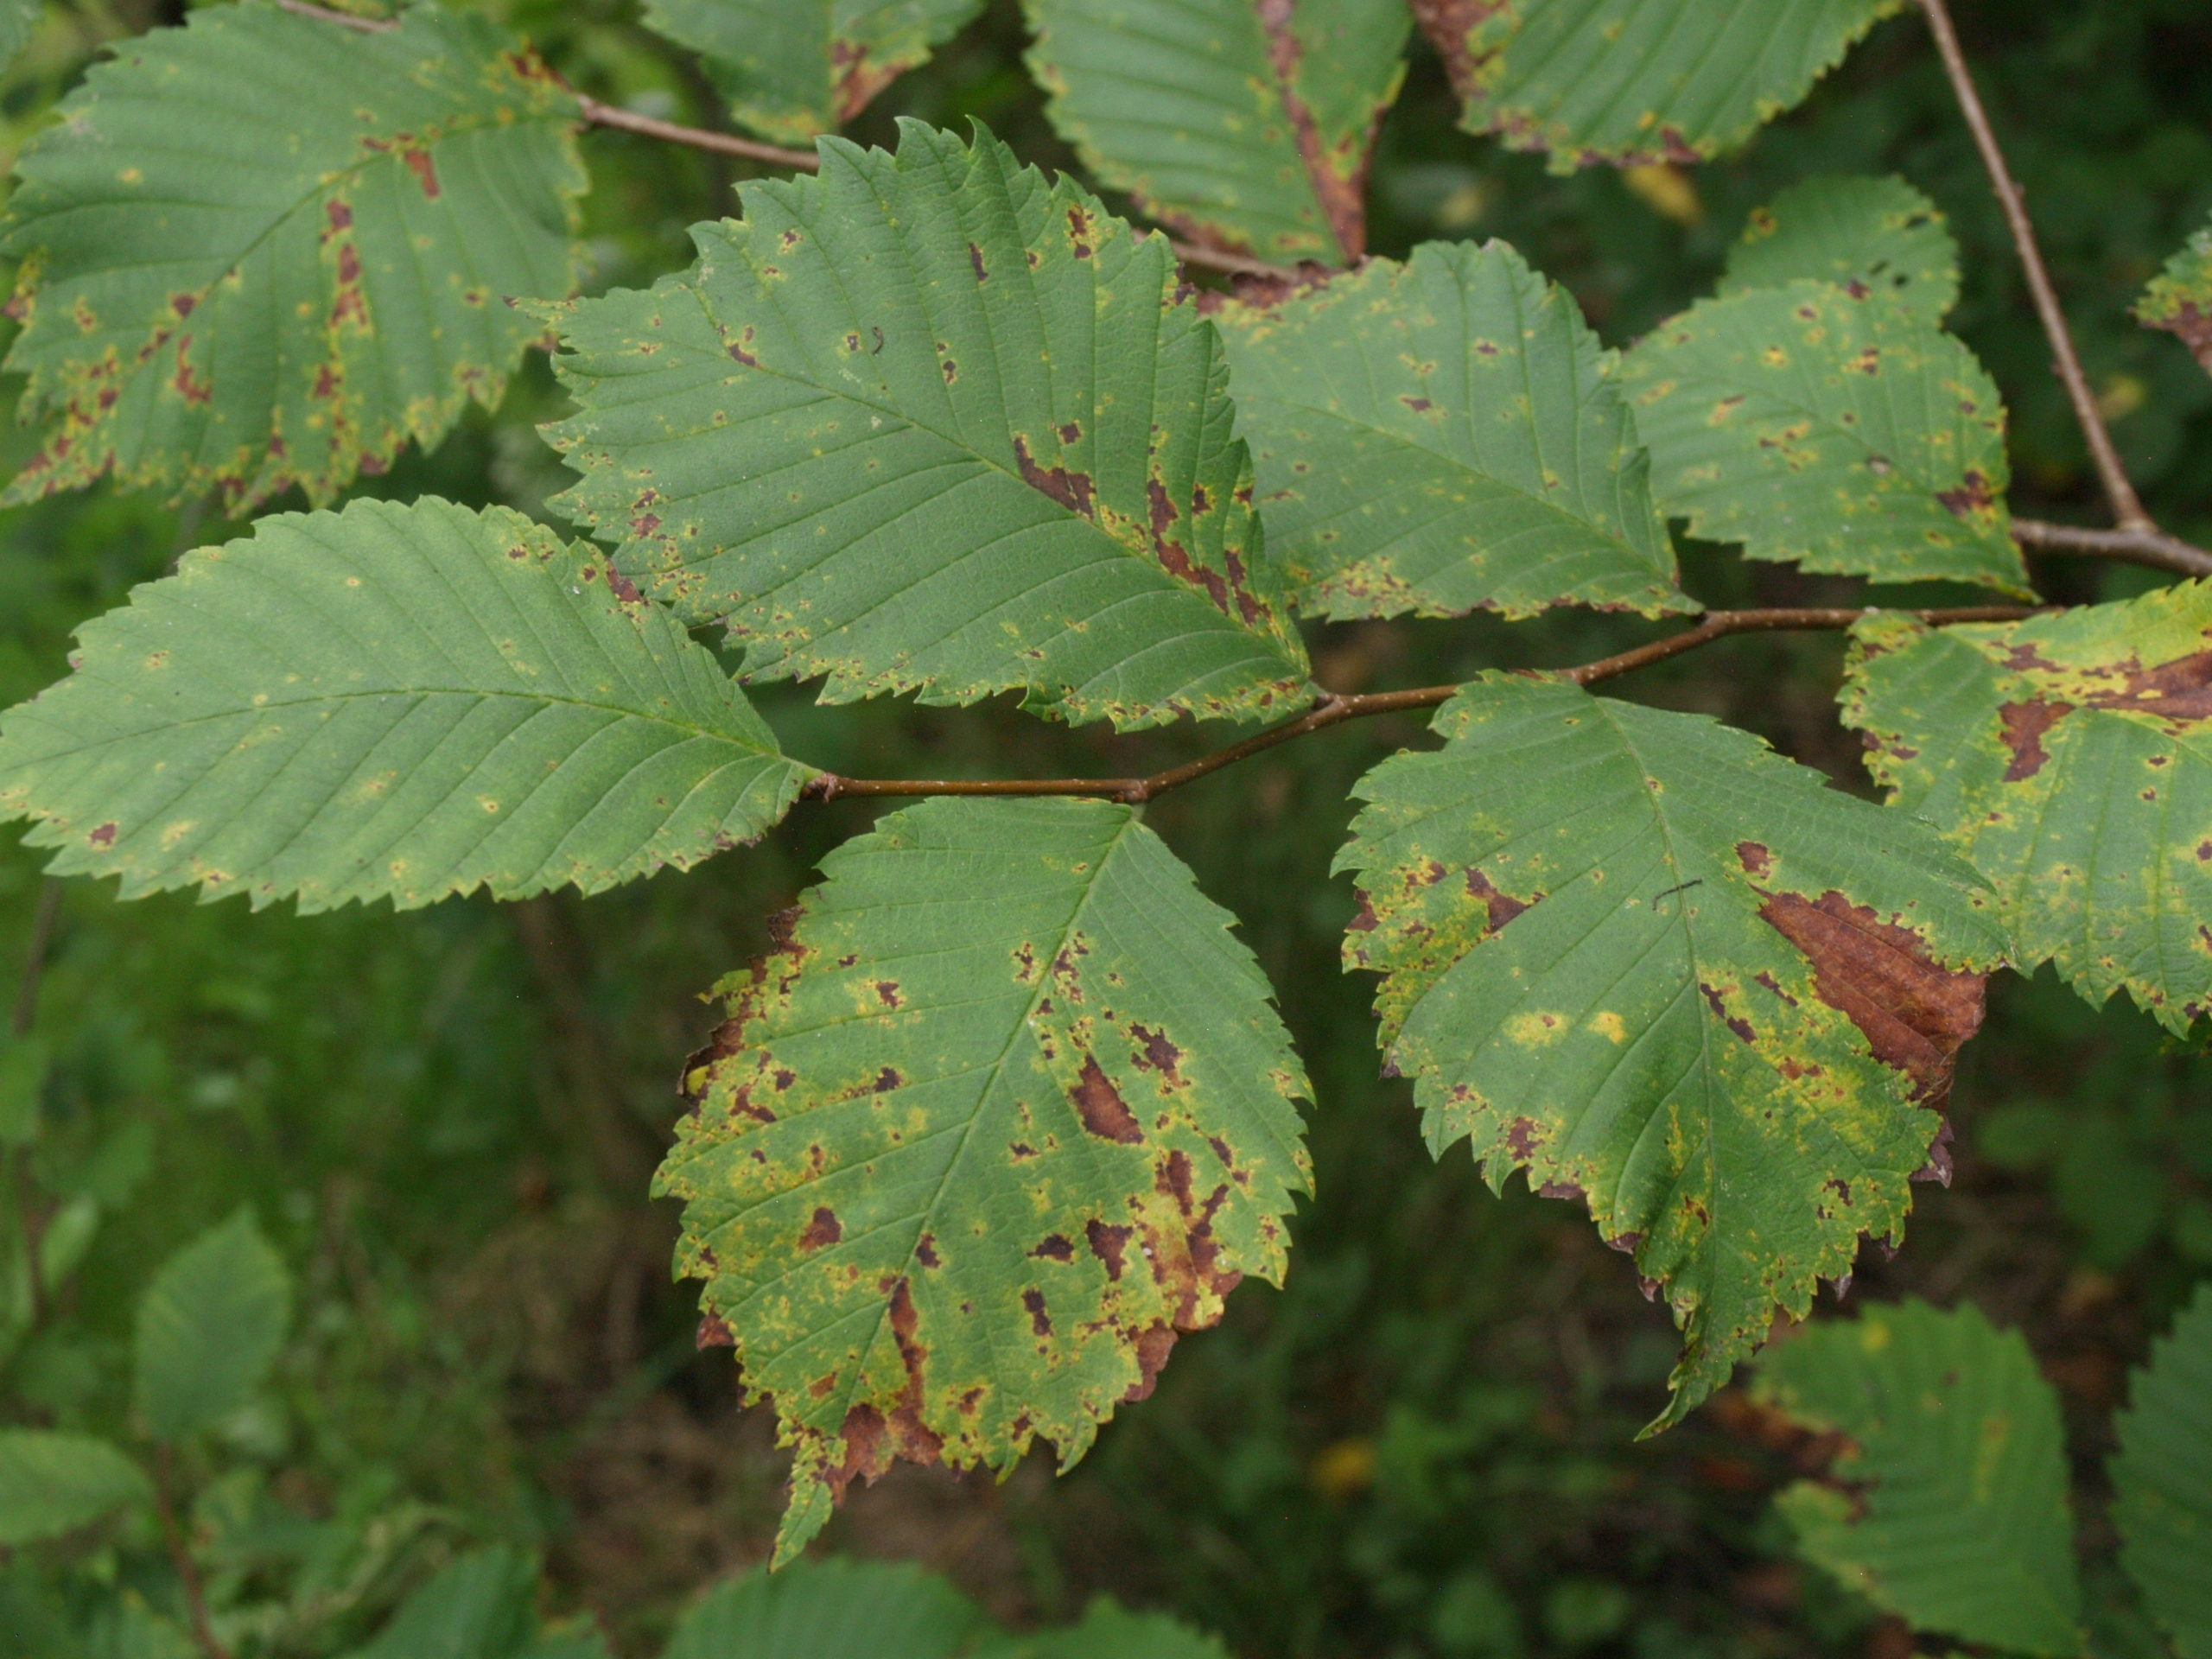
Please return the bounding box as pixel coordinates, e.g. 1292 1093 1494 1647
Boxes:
3 1 2210 1655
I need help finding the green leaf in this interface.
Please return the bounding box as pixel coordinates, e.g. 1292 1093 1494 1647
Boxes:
641 0 985 144
1335 677 2010 1424
134 1208 290 1443
545 122 1310 731
658 796 1310 1562
0 1036 46 1147
87 1599 199 1659
1618 282 2029 595
1415 0 1899 172
2111 1282 2212 1659
977 1599 1233 1659
0 3 584 511
0 1430 150 1545
1022 0 1408 265
1213 239 1692 621
1843 588 2212 1035
2139 215 2212 375
662 1559 988 1659
0 498 810 913
1753 1300 2082 1656
0 0 41 80
345 1548 538 1659
1721 176 1960 326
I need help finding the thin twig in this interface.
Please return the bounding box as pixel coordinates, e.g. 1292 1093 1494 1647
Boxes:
275 0 393 30
1168 240 1305 283
152 1446 231 1659
574 97 821 172
1917 0 2152 533
2012 518 2212 579
803 606 2041 805
12 877 60 1041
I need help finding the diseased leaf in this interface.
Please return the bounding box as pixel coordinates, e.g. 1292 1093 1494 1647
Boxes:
545 122 1310 731
134 1208 290 1443
1214 239 1692 621
0 3 584 511
0 498 810 913
1023 0 1408 265
0 1431 150 1545
662 1559 987 1659
1753 1300 2082 1657
1414 0 1898 173
2139 215 2212 375
658 797 1310 1561
2111 1283 2212 1659
1618 282 2029 595
1845 587 2212 1035
1336 677 2010 1424
641 0 986 144
1721 176 1960 326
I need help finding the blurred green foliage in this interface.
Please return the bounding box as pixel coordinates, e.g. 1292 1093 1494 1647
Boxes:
0 0 2205 1655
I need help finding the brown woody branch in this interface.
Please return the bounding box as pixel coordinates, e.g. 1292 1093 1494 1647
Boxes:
802 606 2041 805
2012 518 2212 579
1917 0 2154 533
153 1446 231 1659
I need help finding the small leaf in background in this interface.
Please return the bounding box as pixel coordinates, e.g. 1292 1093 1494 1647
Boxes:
641 0 986 144
0 3 585 511
662 1558 988 1659
1845 587 2212 1035
1212 239 1693 622
1414 0 1899 173
86 1595 200 1659
343 1547 546 1659
1720 175 1961 325
0 1429 150 1544
1753 1300 2082 1657
2110 1283 2212 1659
133 1207 290 1444
0 0 38 85
1336 677 2010 1423
976 1599 1235 1658
2139 215 2212 374
546 123 1310 731
1619 281 2030 594
1024 0 1409 265
658 796 1310 1560
0 499 812 913
0 1034 46 1146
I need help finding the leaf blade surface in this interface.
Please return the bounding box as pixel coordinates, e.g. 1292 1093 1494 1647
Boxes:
2111 1283 2212 1659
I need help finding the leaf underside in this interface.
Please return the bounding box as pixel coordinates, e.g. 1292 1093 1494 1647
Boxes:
1618 281 2030 595
1845 587 2212 1036
1721 175 1961 327
2139 215 2212 376
641 0 986 144
1336 677 2008 1424
1414 0 1899 172
1753 1300 2083 1657
0 2 585 512
1023 0 1409 265
2111 1283 2212 1659
1213 238 1693 621
658 797 1310 1562
0 498 810 913
545 122 1310 732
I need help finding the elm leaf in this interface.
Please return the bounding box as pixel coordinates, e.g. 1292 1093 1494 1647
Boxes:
1023 0 1409 265
0 1431 150 1545
0 499 810 914
135 1209 290 1444
658 797 1310 1562
2139 214 2212 376
1415 0 1899 172
0 3 585 511
1844 587 2212 1034
1721 176 1961 326
544 122 1310 732
1754 1300 2082 1657
1213 239 1693 621
1618 282 2030 594
2111 1283 2212 1659
1336 677 2010 1424
662 1559 987 1659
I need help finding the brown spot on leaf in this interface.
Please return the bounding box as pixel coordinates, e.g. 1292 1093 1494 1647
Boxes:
1071 1054 1143 1143
1087 1218 1133 1281
1022 1287 1053 1337
1758 890 1986 1107
798 1206 842 1250
914 1232 941 1268
400 148 439 198
1998 699 2073 781
1700 981 1757 1044
1935 469 1996 520
88 822 118 849
1465 867 1534 931
1255 0 1369 259
1012 434 1095 517
1737 841 1772 879
1129 1024 1185 1082
968 242 988 283
1032 1234 1074 1262
696 1311 734 1349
